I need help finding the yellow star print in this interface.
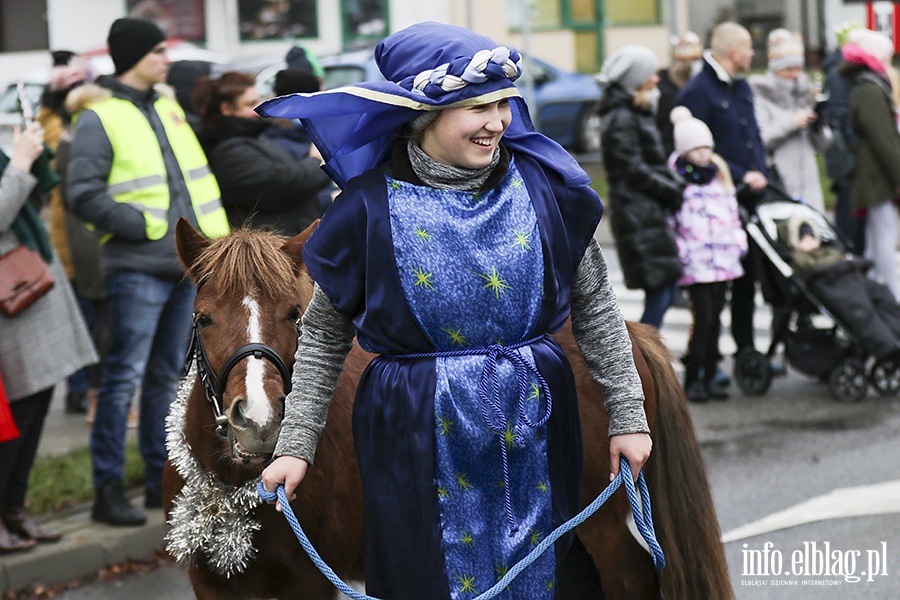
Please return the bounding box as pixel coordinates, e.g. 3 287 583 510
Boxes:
527 382 540 402
411 266 436 291
390 180 402 190
536 480 549 493
529 528 544 546
460 531 475 547
437 485 450 499
413 225 432 242
494 561 511 590
442 327 468 347
475 266 512 299
456 472 474 491
511 229 532 251
437 415 454 437
456 572 477 594
510 178 522 188
503 423 519 449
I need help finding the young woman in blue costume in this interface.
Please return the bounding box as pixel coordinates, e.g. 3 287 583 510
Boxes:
260 22 652 599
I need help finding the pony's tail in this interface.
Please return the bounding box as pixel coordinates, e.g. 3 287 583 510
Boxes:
627 322 736 600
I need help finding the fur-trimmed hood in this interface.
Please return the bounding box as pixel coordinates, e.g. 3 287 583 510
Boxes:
65 82 111 116
65 77 176 116
748 71 815 109
781 211 821 250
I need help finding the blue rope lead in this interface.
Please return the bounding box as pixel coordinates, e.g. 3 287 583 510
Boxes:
257 457 664 599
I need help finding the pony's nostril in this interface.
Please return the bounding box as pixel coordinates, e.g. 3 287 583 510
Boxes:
230 397 250 429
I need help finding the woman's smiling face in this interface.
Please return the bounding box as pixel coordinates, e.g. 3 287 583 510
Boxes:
419 99 512 169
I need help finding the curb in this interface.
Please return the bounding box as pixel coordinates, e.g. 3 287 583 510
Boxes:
0 495 166 593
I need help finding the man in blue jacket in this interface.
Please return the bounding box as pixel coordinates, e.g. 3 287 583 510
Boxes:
676 21 769 368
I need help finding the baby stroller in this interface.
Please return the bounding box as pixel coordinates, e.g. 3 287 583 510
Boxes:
733 186 900 402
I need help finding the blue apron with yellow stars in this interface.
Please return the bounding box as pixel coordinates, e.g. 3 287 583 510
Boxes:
388 160 553 598
301 151 604 599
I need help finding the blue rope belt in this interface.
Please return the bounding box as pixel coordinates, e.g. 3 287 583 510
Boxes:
386 335 552 534
257 456 665 600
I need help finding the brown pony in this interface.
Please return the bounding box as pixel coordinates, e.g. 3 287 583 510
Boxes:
164 219 734 599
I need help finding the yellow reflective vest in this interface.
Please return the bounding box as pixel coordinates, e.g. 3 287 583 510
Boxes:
87 94 229 240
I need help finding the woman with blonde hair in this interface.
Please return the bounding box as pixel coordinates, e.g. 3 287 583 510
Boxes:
750 29 832 211
657 31 703 155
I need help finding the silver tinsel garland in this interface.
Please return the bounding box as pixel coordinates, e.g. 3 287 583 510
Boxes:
164 365 265 578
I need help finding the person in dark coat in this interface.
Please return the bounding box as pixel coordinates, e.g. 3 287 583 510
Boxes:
598 45 685 328
259 67 322 160
839 29 900 302
193 71 331 236
821 29 865 255
676 21 769 359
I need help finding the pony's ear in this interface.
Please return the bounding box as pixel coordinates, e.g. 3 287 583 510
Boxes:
280 219 318 269
176 217 211 279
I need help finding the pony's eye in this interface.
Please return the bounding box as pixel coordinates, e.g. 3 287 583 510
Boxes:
287 306 301 322
196 314 213 327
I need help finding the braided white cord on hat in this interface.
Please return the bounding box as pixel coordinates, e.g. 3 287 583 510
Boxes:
412 47 522 95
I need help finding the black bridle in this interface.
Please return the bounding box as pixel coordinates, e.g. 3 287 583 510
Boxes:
183 311 296 439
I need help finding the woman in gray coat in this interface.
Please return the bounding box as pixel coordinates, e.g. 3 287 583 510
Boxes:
0 123 97 553
750 30 832 211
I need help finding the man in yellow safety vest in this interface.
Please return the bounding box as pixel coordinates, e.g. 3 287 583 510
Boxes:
67 17 229 527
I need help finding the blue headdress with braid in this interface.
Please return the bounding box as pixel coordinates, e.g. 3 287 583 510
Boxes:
256 21 590 189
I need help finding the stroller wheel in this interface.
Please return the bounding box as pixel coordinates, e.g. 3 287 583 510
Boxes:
870 357 900 397
733 349 772 396
828 358 868 402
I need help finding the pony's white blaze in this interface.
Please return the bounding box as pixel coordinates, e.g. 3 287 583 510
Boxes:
241 296 271 426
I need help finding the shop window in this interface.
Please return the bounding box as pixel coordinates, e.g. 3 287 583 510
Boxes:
0 0 48 52
606 0 660 25
508 0 562 30
342 0 389 49
569 0 595 24
238 0 318 41
128 0 206 43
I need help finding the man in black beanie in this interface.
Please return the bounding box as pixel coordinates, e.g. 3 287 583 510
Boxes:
107 17 166 75
67 17 229 527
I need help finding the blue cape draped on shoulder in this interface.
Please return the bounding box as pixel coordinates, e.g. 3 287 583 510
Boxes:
255 21 591 190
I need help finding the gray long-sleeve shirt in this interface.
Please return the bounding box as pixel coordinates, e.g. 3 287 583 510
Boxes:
275 237 649 463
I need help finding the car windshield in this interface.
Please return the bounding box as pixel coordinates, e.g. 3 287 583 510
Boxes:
0 83 42 116
323 66 368 89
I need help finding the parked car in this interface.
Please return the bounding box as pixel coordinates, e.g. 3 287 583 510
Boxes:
237 48 602 153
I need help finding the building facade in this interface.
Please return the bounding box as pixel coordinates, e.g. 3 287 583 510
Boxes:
0 0 884 90
0 0 694 87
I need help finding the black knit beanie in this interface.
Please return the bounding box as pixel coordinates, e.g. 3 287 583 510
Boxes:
51 50 76 67
108 18 166 75
273 68 321 96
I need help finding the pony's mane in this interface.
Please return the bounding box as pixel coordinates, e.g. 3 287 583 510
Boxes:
190 228 301 300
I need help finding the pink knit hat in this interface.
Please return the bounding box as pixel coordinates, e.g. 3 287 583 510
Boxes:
670 106 714 156
842 28 894 73
48 56 90 92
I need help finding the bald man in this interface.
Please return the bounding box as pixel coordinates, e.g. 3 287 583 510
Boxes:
675 21 769 367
